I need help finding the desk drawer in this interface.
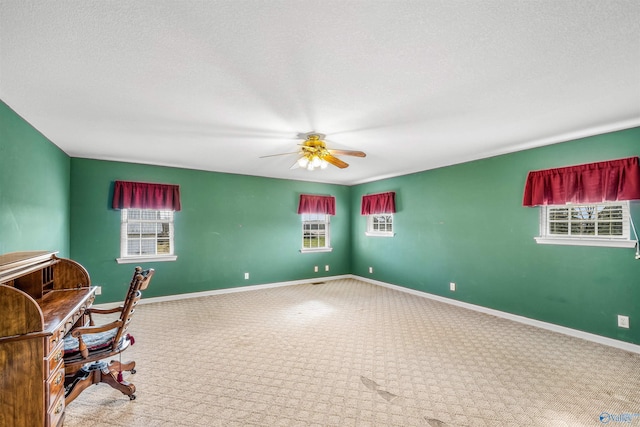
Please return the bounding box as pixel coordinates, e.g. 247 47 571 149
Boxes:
46 389 65 427
46 364 65 411
45 341 65 378
47 324 67 354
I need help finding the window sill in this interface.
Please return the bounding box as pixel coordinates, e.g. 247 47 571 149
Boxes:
116 255 178 264
365 232 395 237
300 248 333 254
534 237 636 248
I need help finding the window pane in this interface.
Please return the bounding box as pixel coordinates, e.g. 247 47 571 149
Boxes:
598 222 623 236
157 239 171 254
598 207 612 220
158 223 170 237
127 209 141 220
141 223 159 236
548 208 568 220
549 222 568 235
158 210 172 220
127 223 141 236
304 234 324 248
598 206 623 220
140 210 158 220
571 222 595 235
140 239 156 255
572 206 595 220
127 240 141 256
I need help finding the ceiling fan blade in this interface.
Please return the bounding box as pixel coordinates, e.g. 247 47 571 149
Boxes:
328 149 366 158
323 154 349 169
259 151 300 158
290 157 302 169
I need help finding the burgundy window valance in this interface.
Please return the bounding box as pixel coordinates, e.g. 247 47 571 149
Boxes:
522 156 640 207
297 194 335 215
112 180 182 211
361 191 396 215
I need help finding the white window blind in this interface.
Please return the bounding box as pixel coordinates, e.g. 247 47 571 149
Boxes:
366 214 394 237
536 201 635 248
118 209 177 263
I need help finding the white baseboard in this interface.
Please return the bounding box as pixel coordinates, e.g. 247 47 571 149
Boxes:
93 274 352 309
95 274 640 354
353 275 640 355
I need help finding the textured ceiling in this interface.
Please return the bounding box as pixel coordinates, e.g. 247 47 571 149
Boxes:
1 1 639 185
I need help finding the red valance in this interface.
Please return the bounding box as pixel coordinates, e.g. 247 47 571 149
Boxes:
522 156 640 206
112 180 182 211
361 192 396 215
297 194 335 215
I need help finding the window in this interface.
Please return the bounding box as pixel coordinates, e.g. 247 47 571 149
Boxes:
117 209 177 263
366 214 394 237
361 191 396 237
535 201 636 248
301 213 332 252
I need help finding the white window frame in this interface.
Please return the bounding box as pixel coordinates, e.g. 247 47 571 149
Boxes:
117 208 178 264
300 213 332 253
535 201 636 248
365 214 395 237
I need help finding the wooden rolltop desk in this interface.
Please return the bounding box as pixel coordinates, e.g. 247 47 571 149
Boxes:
0 251 96 427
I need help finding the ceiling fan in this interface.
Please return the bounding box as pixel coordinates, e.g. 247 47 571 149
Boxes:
260 133 366 170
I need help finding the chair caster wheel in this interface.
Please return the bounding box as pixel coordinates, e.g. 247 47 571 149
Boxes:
130 369 136 374
129 394 136 400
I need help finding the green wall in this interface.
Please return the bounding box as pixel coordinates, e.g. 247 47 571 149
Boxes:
351 127 640 344
69 159 352 302
2 98 639 345
0 101 71 255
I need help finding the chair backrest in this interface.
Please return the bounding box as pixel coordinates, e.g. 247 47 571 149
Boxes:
111 266 154 351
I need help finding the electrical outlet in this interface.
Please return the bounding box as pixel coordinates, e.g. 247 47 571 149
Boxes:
450 282 456 291
244 272 249 280
95 286 102 295
369 267 373 274
314 266 318 272
325 265 329 271
618 315 630 328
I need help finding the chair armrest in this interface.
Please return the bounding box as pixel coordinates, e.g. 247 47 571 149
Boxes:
71 320 123 338
87 306 124 315
70 320 124 358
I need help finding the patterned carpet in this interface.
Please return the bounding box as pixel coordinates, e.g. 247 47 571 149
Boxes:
63 279 640 426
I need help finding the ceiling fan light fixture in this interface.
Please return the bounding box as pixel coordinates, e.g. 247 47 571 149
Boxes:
262 132 365 171
298 156 309 168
